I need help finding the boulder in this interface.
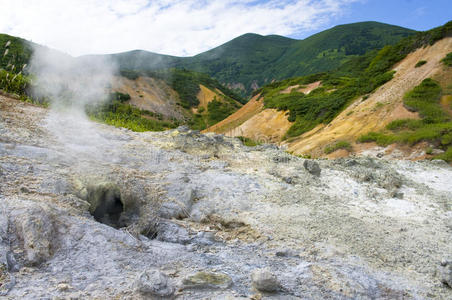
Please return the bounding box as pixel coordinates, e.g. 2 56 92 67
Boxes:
440 260 452 288
303 160 321 177
14 207 54 265
251 268 280 292
134 269 175 297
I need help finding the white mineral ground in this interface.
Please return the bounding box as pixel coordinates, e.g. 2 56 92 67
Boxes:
0 94 451 299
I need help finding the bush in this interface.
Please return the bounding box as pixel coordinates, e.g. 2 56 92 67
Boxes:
436 146 452 162
87 100 177 132
324 141 352 154
403 78 447 123
237 136 261 147
441 52 452 67
357 132 396 146
415 60 427 68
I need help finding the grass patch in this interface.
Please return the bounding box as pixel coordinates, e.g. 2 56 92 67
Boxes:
87 100 178 132
324 141 352 154
415 60 427 68
441 52 452 67
237 136 261 147
403 78 448 123
436 146 452 162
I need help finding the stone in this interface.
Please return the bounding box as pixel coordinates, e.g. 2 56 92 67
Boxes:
156 221 191 244
14 207 54 265
303 160 321 176
439 260 452 288
251 268 280 293
159 187 194 219
182 271 232 290
134 269 175 297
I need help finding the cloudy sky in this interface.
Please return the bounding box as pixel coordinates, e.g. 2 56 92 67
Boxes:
1 0 450 57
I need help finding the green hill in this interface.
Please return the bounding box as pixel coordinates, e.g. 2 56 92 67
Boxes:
111 22 415 96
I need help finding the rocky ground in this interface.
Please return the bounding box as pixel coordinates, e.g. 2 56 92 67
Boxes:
0 94 451 299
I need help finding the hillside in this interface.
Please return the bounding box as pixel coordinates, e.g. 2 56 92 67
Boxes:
0 37 243 132
205 21 452 161
110 22 415 96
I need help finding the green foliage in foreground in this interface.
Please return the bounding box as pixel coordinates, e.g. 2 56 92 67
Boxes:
324 141 352 154
358 79 452 162
0 69 29 95
87 100 178 132
442 52 452 67
415 60 427 68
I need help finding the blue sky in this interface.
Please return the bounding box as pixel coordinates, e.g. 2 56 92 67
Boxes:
0 0 451 56
293 0 452 39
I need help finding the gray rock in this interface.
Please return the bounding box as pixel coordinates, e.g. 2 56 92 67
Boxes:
182 271 232 290
159 188 194 219
14 207 54 265
156 221 191 244
303 160 321 176
251 268 280 292
439 260 452 288
134 269 175 297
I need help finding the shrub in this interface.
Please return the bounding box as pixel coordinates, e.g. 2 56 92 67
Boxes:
415 60 427 68
403 78 447 123
441 52 452 67
237 136 260 147
324 141 352 154
436 146 452 162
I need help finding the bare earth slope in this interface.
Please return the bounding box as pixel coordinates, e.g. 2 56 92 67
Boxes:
1 95 451 299
205 81 323 143
112 76 187 120
287 37 452 156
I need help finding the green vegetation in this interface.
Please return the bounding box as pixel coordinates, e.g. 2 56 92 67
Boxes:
188 96 241 130
442 52 452 67
358 79 452 162
324 141 352 154
250 21 452 139
415 60 427 68
120 68 245 108
403 78 447 123
258 69 396 138
206 98 240 126
87 99 178 132
0 34 32 74
237 136 261 147
112 22 416 96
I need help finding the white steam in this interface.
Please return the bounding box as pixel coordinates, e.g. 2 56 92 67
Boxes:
29 46 117 110
29 45 123 165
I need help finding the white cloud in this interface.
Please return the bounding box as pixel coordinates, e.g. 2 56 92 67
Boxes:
0 0 359 56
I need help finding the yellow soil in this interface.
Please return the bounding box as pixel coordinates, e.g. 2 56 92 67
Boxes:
286 37 452 157
280 81 321 94
298 81 321 94
204 82 320 139
195 84 220 112
223 109 292 143
203 94 264 134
